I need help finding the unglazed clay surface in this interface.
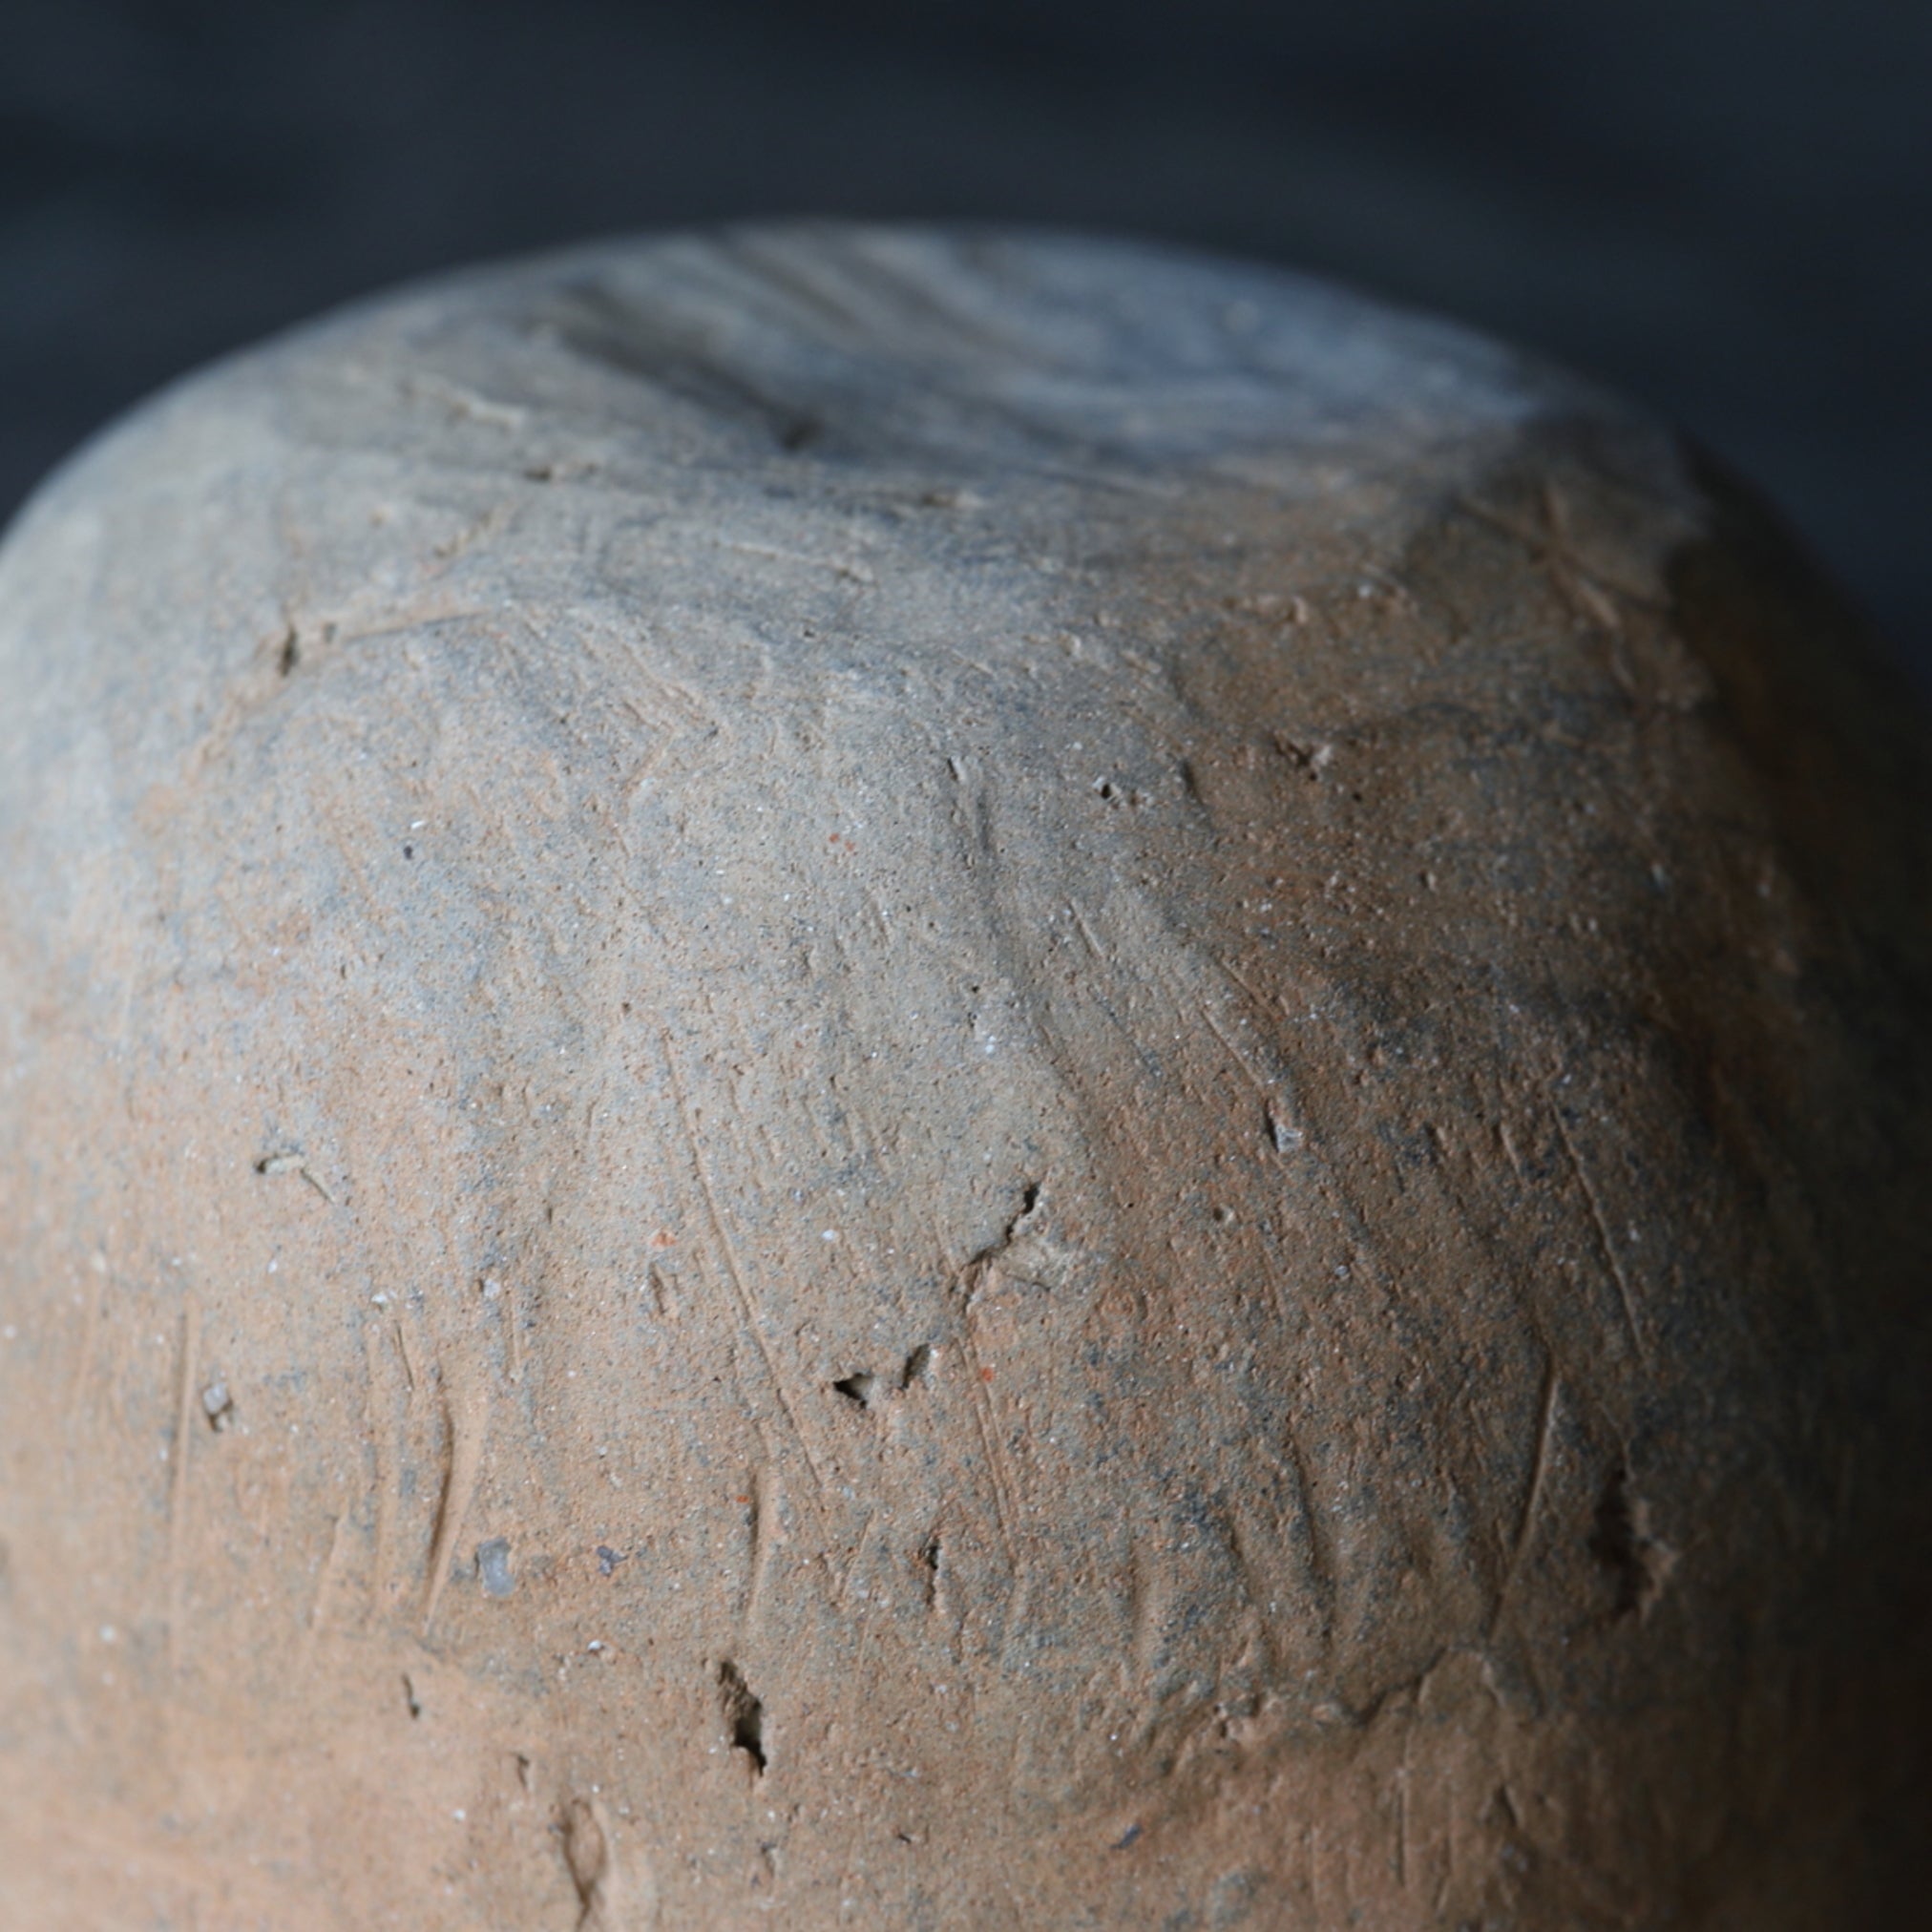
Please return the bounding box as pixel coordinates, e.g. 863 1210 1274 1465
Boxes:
0 226 1927 1929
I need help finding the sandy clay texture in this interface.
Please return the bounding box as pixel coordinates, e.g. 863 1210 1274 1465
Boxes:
0 225 1928 1930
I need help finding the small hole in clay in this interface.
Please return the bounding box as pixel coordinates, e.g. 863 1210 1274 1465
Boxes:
899 1344 933 1389
277 629 300 677
402 1672 422 1719
718 1660 767 1773
1589 1463 1675 1619
831 1373 875 1408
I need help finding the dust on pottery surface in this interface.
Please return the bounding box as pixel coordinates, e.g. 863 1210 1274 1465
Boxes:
0 224 1927 1928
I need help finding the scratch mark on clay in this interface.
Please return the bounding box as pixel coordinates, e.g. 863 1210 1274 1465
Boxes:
662 1033 832 1508
1127 1536 1161 1687
411 373 530 430
951 1204 1051 1590
618 732 679 814
645 1261 678 1320
364 1329 393 1610
67 1250 108 1426
387 1306 427 1398
166 1297 199 1673
1553 1108 1648 1363
422 1353 491 1635
954 1318 1022 1585
719 536 875 585
332 605 498 650
256 1149 337 1204
1278 1421 1334 1647
1396 1756 1410 1892
428 500 514 570
302 1506 351 1667
113 941 141 1056
504 1275 527 1383
746 1463 779 1633
483 1276 524 1383
364 1321 404 1612
1460 487 1659 632
1198 999 1272 1102
1208 949 1271 1013
830 1508 876 1605
1067 898 1107 961
1490 1358 1561 1637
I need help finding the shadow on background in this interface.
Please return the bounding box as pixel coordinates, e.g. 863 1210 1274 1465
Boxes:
2 0 1925 682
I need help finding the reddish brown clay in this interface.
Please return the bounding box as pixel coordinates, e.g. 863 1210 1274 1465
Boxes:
0 226 1927 1928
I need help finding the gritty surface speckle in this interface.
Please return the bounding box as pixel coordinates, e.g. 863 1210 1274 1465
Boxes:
0 223 1928 1928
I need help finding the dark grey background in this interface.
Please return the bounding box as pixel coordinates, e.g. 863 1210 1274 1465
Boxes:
3 0 1926 683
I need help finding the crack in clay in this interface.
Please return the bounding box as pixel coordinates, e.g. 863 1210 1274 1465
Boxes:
717 1660 767 1774
1590 1463 1677 1621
